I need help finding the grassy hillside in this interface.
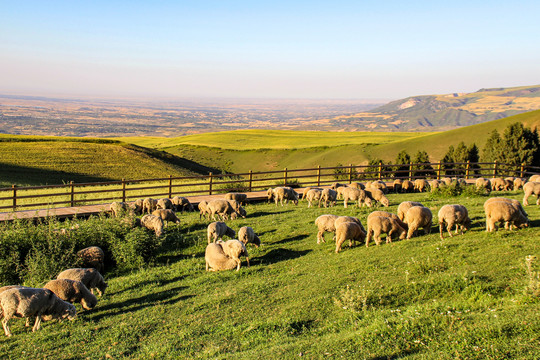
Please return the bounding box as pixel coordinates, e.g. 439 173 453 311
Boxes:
0 135 218 186
0 190 538 358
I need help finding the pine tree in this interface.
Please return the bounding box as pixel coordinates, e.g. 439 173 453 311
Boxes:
482 129 502 163
394 150 411 178
412 150 434 178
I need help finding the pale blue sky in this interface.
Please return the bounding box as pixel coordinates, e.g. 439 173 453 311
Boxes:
1 0 539 99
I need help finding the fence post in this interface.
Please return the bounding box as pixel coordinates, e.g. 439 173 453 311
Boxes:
520 163 525 178
168 175 173 198
409 162 413 181
208 173 213 195
70 181 75 207
248 170 253 192
493 161 498 178
465 160 470 179
317 165 321 186
122 178 126 202
378 162 382 181
437 161 441 180
349 164 353 184
12 185 16 211
284 168 288 186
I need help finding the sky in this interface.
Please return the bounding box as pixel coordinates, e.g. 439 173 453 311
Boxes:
1 0 539 100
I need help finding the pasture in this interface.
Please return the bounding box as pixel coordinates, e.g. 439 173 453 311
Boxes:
0 188 538 359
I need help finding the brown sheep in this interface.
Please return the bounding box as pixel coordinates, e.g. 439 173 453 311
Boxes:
44 279 98 310
77 246 105 273
57 268 107 297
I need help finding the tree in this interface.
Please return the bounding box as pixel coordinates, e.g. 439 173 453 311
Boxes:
394 150 411 178
412 150 434 178
500 123 540 166
482 129 502 163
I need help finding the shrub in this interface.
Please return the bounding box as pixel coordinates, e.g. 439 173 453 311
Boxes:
109 227 164 271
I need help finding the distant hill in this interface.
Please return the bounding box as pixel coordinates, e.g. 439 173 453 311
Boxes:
320 85 540 131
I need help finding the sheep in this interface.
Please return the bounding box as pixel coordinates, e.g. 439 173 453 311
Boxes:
319 188 338 208
77 246 105 273
301 187 322 200
365 215 407 247
370 180 388 193
207 221 236 244
349 182 365 190
438 204 471 240
513 178 525 191
269 187 299 206
224 193 248 206
334 222 366 253
484 197 528 218
142 197 158 214
475 177 492 192
0 287 76 336
367 211 408 230
156 198 174 210
484 200 529 231
314 214 339 244
152 209 181 226
334 216 366 233
401 180 414 192
141 214 165 237
44 279 97 310
490 177 509 191
110 201 132 217
172 196 195 212
523 181 540 206
205 242 241 271
397 201 424 221
57 268 108 297
238 226 261 247
335 186 348 200
404 206 433 239
341 187 371 208
529 174 540 182
207 199 243 220
393 179 402 193
413 179 429 192
305 188 323 207
219 239 250 268
365 188 389 207
198 200 210 220
226 200 247 219
331 182 346 190
429 179 443 192
130 198 144 214
441 177 452 186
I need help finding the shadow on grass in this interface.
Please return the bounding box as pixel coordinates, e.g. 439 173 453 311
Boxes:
249 209 295 218
109 275 189 296
272 234 310 245
367 348 420 360
253 248 311 265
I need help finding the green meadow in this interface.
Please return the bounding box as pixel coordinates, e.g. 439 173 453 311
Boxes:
0 189 538 359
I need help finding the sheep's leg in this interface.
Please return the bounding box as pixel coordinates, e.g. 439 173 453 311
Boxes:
439 223 445 240
2 317 12 337
335 237 345 253
523 193 529 206
344 199 348 208
386 230 393 244
365 229 373 247
425 224 431 235
448 223 455 237
406 227 414 239
32 316 42 332
317 230 325 244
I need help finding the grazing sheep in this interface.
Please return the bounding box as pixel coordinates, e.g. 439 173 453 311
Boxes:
219 239 250 268
226 200 247 219
301 187 322 200
401 180 414 193
207 221 236 244
198 200 210 220
77 246 105 273
365 215 407 247
172 196 194 212
334 222 366 253
238 226 261 247
341 187 370 208
335 186 348 200
404 206 433 239
205 242 241 271
429 179 443 192
369 180 388 194
490 177 509 191
305 189 323 208
393 179 402 193
475 177 492 192
334 216 366 233
513 178 525 191
130 199 144 215
152 209 181 226
110 201 132 217
315 214 339 244
484 200 529 231
414 179 429 192
156 198 174 210
320 188 338 208
438 204 471 240
224 193 248 206
523 182 540 206
529 174 540 182
367 211 408 230
397 201 424 221
349 182 365 190
207 199 242 220
269 187 299 206
441 177 452 186
142 198 158 214
44 279 97 310
0 288 76 336
365 188 389 207
57 268 108 297
484 197 528 218
141 214 165 237
331 182 346 190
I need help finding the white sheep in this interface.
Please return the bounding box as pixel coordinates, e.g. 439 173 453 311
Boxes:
224 193 248 206
484 200 529 231
157 198 174 210
0 287 76 336
301 187 322 200
513 178 525 191
441 177 452 186
341 187 371 208
205 242 241 271
397 201 424 221
365 188 389 207
172 196 195 212
404 206 433 239
334 216 366 233
152 209 181 226
529 174 540 182
238 226 261 247
314 214 339 244
523 181 540 206
401 180 414 192
207 199 243 220
365 215 407 247
334 222 366 253
44 279 98 310
207 221 236 244
57 268 108 297
413 179 429 192
142 198 158 214
198 200 210 220
475 177 492 192
393 179 402 193
491 177 510 191
367 211 408 230
305 188 323 208
77 246 105 273
219 239 250 268
438 204 471 240
110 201 132 217
484 197 528 218
226 200 247 219
141 214 165 237
319 188 338 208
130 199 144 215
268 187 299 206
348 182 365 190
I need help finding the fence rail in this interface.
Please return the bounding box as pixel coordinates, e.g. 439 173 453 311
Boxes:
1 161 538 212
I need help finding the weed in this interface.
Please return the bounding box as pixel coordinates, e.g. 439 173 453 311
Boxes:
525 255 540 297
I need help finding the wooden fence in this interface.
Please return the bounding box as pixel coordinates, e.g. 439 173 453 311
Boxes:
0 161 538 212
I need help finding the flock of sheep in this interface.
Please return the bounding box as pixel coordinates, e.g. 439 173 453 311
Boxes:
1 174 538 337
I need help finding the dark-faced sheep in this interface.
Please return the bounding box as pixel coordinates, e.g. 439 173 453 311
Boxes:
207 221 236 244
57 268 107 297
238 226 261 247
438 204 471 240
141 214 165 237
335 222 366 253
152 209 181 226
77 246 105 273
366 215 407 247
315 214 339 244
44 279 98 310
523 182 540 206
404 206 433 239
484 200 529 231
319 188 338 208
0 287 76 336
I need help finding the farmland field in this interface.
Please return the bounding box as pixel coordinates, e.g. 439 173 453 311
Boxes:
0 189 538 359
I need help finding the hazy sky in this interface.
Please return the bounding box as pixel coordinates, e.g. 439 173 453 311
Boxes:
1 0 539 100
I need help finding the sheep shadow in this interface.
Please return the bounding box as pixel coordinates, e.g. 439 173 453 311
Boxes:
109 275 188 296
258 229 277 236
272 234 310 245
253 248 311 265
248 209 294 218
366 348 420 360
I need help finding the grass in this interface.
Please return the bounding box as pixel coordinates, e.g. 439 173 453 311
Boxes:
0 189 538 359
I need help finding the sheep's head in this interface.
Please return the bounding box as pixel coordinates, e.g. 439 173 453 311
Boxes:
381 197 390 207
398 227 407 240
252 235 261 247
364 198 373 207
82 295 98 310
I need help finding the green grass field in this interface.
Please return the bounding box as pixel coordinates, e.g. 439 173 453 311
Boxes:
0 189 538 359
